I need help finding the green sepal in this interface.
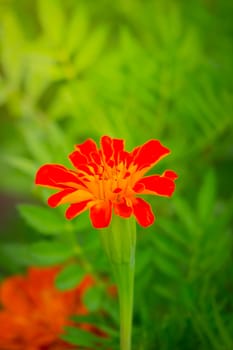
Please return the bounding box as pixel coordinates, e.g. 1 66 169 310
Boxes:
99 214 136 266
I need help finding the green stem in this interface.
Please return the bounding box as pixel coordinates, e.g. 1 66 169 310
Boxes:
113 263 134 350
100 215 136 350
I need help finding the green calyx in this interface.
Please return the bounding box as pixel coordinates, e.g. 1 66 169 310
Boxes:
100 214 136 266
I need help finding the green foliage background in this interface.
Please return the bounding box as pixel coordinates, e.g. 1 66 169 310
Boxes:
0 0 232 349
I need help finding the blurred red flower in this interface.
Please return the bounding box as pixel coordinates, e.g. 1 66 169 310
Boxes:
35 136 177 228
0 267 99 350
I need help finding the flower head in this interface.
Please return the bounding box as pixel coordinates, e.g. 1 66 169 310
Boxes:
0 267 97 350
35 136 177 228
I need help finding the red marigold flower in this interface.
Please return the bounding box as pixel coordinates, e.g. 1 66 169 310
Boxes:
35 136 178 228
0 267 98 350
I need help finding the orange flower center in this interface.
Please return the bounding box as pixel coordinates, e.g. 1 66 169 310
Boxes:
84 161 136 204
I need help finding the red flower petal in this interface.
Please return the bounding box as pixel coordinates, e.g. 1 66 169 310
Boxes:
35 136 177 229
133 198 155 227
133 182 145 193
77 164 95 175
163 170 178 180
90 201 112 228
114 198 132 218
101 136 113 164
134 175 176 197
112 138 124 164
48 188 76 207
65 200 91 220
76 139 99 160
70 139 101 170
124 151 134 168
0 266 99 349
91 151 101 165
0 276 30 313
35 164 81 189
133 140 170 172
69 150 87 168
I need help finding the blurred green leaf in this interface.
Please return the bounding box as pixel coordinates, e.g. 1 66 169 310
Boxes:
1 243 34 267
20 125 52 163
72 313 118 338
152 231 186 263
153 284 176 301
23 54 59 102
55 263 86 291
153 252 181 280
62 326 102 347
37 0 65 45
197 169 216 224
2 155 37 176
173 196 198 235
73 26 107 74
18 204 67 235
30 240 73 265
1 11 26 84
65 4 89 55
83 285 103 312
158 219 190 248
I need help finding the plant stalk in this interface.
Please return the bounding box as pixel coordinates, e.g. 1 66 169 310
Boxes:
100 215 136 350
113 263 134 350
